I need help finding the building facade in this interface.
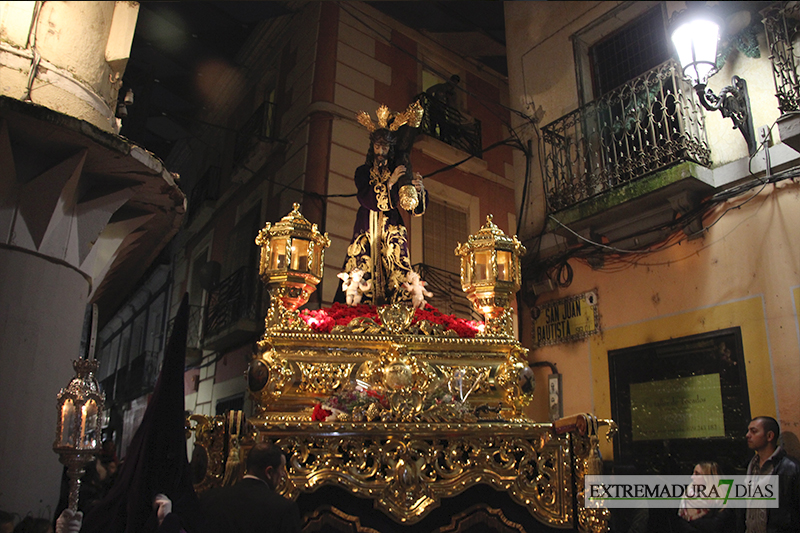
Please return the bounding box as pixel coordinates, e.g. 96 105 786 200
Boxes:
96 1 517 458
507 0 800 474
0 0 185 517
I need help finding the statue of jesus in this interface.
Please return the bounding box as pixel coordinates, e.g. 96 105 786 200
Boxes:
335 102 427 306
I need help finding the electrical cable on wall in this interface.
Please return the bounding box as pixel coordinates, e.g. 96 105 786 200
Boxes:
524 153 800 288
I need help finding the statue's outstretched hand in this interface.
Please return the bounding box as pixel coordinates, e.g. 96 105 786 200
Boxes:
412 172 423 191
389 165 406 187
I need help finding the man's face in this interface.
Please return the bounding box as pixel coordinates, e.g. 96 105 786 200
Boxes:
746 419 771 451
266 455 287 490
373 142 389 164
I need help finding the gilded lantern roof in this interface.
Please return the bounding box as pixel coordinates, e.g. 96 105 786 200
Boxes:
455 215 526 255
256 203 330 246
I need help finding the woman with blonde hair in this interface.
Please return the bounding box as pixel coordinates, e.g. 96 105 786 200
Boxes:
674 461 733 532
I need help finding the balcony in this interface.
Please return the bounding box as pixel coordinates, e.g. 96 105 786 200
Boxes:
113 351 159 403
186 166 221 225
231 101 282 184
415 92 482 158
541 60 714 246
413 263 481 322
166 304 205 367
763 2 800 152
202 266 264 352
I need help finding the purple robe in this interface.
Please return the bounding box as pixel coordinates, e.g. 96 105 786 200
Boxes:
339 162 427 305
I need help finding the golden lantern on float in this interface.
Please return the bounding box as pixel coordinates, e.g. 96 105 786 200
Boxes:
255 203 330 326
53 358 105 511
455 215 526 337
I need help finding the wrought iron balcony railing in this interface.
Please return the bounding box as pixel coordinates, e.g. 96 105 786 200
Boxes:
142 350 161 391
204 266 262 341
413 263 481 322
187 166 221 223
415 92 482 158
234 100 277 163
763 2 800 114
166 304 205 349
541 59 711 212
186 304 205 349
112 351 152 403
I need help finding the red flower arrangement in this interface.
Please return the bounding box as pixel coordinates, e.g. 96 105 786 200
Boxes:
312 403 332 421
311 387 389 421
299 303 480 338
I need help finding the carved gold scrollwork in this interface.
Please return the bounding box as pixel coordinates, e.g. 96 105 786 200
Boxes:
303 505 382 533
379 344 428 392
296 361 355 394
268 424 571 526
408 320 457 337
478 308 515 338
247 345 292 413
495 348 535 417
571 415 612 533
431 504 528 533
441 365 493 402
332 316 385 335
187 414 226 493
377 303 415 334
264 290 312 331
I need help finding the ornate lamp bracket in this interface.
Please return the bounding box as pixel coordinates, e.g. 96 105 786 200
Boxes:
695 77 757 156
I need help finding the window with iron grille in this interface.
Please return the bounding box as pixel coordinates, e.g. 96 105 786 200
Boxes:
423 200 468 275
234 88 277 163
216 393 245 415
590 6 670 97
222 202 261 279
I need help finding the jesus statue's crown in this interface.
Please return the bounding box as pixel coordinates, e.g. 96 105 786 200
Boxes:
356 101 424 133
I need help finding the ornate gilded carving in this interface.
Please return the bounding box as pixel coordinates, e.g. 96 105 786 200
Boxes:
432 504 528 533
187 414 226 493
303 505 383 533
296 361 355 394
190 407 613 530
247 422 571 526
378 304 415 334
571 416 616 533
495 347 535 417
230 205 614 530
247 344 293 414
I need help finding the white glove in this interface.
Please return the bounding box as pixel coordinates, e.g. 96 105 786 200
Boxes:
55 508 83 533
153 493 173 526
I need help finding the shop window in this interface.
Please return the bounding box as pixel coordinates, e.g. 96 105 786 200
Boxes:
609 327 751 475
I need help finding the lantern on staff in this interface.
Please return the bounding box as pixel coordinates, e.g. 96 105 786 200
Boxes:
53 358 104 511
455 215 526 337
256 203 330 317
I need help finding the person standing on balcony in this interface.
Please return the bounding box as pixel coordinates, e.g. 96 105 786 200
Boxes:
426 74 460 143
335 103 427 306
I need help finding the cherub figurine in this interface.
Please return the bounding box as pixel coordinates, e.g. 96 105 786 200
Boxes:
401 271 433 310
338 268 372 306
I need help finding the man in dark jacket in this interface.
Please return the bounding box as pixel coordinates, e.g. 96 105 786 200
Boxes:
740 416 800 533
201 443 301 533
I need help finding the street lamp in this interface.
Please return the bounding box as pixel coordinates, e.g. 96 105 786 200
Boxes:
53 358 104 512
670 4 757 155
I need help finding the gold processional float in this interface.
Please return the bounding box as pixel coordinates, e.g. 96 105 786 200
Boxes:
188 203 617 532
